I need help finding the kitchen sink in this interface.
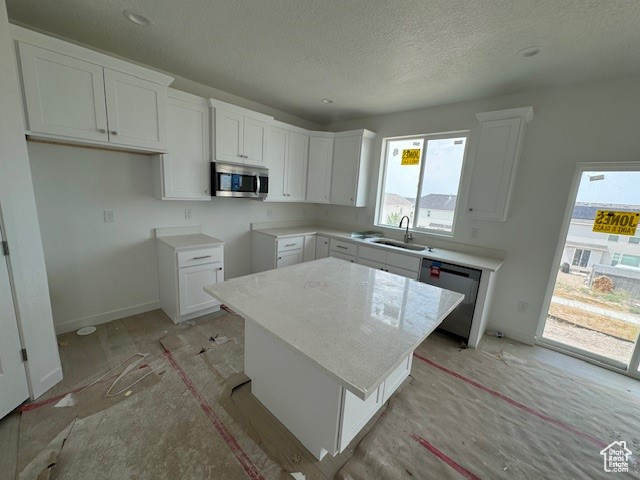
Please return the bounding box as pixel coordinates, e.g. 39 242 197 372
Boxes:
370 238 430 251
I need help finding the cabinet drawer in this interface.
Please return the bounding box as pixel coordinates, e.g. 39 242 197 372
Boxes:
177 247 223 268
358 258 386 271
330 239 357 256
330 251 356 263
386 252 421 272
277 236 304 252
386 265 418 280
358 245 387 263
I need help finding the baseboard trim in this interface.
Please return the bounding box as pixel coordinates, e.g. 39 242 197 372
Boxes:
485 324 536 346
54 301 160 334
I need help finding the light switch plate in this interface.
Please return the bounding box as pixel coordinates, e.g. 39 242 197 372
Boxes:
103 211 114 223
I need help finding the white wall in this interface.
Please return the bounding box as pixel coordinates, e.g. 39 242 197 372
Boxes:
322 75 640 344
28 142 317 333
0 5 61 398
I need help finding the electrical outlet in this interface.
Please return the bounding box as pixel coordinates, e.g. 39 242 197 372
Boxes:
471 228 479 239
517 301 529 313
184 208 192 220
266 208 272 217
103 211 114 223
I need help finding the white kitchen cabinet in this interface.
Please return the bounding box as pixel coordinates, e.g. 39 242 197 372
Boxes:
153 90 210 201
330 130 376 207
14 27 173 153
210 99 272 167
467 107 533 221
306 135 334 204
316 235 330 259
266 122 308 202
357 245 420 279
103 69 167 151
157 235 224 324
277 250 303 268
18 43 109 143
304 235 317 262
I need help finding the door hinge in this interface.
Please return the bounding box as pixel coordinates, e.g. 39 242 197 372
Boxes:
1 240 8 256
21 348 28 362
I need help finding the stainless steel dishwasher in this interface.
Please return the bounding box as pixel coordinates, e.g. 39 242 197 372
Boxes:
419 259 481 342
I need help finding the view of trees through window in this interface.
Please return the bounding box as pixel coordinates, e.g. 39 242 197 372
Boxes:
377 134 468 234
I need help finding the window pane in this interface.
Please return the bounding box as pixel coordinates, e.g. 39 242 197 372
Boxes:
379 138 423 226
416 137 467 233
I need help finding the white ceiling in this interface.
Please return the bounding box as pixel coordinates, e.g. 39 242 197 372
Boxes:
7 0 640 124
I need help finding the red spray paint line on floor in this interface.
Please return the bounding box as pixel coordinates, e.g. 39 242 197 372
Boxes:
411 434 481 480
162 348 265 480
412 352 607 449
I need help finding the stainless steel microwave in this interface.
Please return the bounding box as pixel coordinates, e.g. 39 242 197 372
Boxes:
211 162 268 199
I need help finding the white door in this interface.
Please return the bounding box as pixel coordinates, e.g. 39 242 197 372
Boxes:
266 126 288 201
18 42 109 142
178 263 222 316
103 69 167 151
315 235 329 259
286 131 309 202
276 250 302 268
0 227 30 418
215 109 244 163
243 116 268 166
162 95 210 200
467 118 521 220
331 135 361 206
306 136 333 203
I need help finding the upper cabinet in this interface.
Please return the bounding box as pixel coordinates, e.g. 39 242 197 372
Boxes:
467 107 534 222
13 26 173 153
306 134 334 204
153 89 211 201
265 122 308 202
330 130 376 207
210 99 272 167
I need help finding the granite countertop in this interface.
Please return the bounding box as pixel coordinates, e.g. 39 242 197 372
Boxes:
204 257 464 400
254 226 503 271
157 233 224 250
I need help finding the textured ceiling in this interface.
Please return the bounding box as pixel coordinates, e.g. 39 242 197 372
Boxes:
6 0 640 123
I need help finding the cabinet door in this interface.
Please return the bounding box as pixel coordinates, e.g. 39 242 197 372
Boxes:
178 263 222 315
104 69 167 151
161 96 210 200
276 250 302 268
243 116 268 166
386 265 418 280
331 135 361 206
215 109 244 163
286 131 309 202
265 126 288 201
467 118 522 221
18 43 109 142
358 258 386 271
316 235 329 259
303 235 317 262
306 136 333 203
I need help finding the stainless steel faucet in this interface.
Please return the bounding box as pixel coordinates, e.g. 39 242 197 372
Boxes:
398 215 413 243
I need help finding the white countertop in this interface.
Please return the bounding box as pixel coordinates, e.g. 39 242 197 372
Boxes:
254 226 503 271
157 233 224 250
204 257 464 400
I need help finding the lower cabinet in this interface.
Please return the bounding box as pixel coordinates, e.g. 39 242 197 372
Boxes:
329 238 357 263
277 250 303 268
357 245 420 280
158 242 224 323
316 235 329 259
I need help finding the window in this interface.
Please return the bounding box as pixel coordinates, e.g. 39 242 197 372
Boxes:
377 133 468 235
611 253 621 266
620 254 640 268
630 237 640 244
608 235 620 242
572 249 591 267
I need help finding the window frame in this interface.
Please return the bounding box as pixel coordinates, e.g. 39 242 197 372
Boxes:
375 130 470 237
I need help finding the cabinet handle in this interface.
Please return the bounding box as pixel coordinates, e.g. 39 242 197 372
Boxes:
278 257 282 260
205 189 210 194
468 208 473 212
217 267 223 271
238 154 243 158
285 243 296 247
111 131 118 135
192 255 212 260
98 128 106 133
336 245 348 250
350 198 354 202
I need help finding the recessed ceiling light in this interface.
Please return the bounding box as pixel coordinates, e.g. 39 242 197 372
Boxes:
320 98 334 104
123 10 152 26
518 46 541 58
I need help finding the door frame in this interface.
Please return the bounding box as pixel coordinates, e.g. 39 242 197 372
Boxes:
536 161 640 380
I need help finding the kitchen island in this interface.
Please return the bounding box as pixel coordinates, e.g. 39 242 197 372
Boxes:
204 257 464 460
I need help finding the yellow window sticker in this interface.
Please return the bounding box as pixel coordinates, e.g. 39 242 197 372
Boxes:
401 149 421 165
592 210 639 236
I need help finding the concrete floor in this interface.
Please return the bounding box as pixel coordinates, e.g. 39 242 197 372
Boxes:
1 308 638 479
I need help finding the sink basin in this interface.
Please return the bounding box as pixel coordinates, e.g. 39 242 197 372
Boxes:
370 238 430 251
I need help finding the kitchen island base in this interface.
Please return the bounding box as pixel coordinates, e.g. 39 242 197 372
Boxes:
245 318 412 460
